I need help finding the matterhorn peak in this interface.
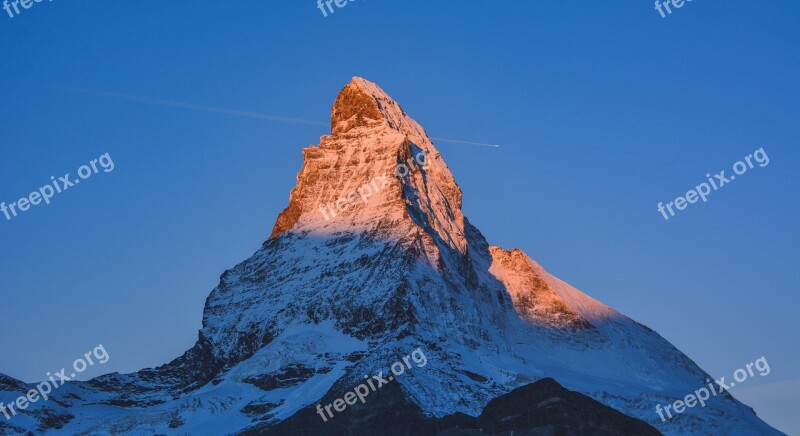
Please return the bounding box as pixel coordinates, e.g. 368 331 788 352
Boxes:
330 77 428 144
330 77 388 135
0 77 782 436
270 77 468 256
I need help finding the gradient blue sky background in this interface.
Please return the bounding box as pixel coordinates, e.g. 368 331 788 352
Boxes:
1 1 798 433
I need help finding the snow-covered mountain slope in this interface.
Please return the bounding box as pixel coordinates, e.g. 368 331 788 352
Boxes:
0 77 782 435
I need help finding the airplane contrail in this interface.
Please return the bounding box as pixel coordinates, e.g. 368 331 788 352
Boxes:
51 86 328 127
54 86 499 147
429 138 500 148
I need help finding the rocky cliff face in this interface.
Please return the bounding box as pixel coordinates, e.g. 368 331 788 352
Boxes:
0 78 782 436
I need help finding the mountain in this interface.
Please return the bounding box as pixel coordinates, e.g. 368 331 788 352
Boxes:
0 78 782 435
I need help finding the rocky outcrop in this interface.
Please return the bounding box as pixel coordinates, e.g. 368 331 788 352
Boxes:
257 378 661 436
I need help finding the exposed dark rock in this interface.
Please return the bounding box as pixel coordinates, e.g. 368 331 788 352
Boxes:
246 378 660 436
244 364 324 391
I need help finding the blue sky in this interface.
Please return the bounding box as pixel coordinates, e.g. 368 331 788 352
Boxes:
0 1 797 433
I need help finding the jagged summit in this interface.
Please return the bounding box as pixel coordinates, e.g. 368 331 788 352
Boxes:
270 77 467 256
330 78 392 134
331 77 430 142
